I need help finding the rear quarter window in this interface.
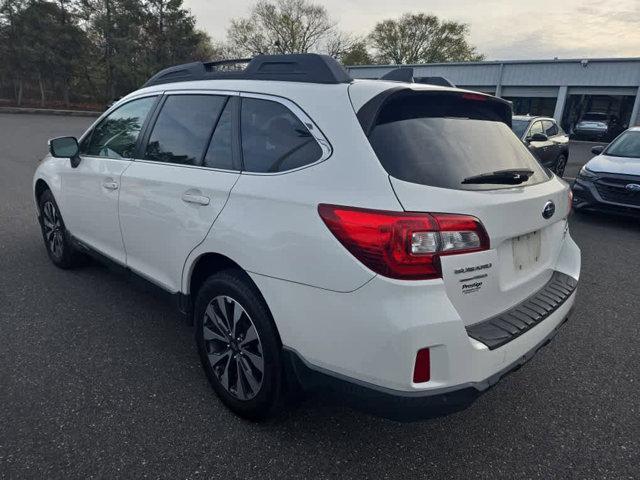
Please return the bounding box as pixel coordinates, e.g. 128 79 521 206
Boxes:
240 98 323 173
543 120 558 137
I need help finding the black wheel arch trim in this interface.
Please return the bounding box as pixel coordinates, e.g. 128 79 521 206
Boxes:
34 178 52 213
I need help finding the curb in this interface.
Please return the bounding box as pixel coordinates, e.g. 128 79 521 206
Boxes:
0 106 102 117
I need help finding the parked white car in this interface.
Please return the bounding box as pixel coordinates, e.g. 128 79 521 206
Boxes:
33 54 580 420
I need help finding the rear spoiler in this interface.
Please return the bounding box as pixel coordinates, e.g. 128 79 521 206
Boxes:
356 87 513 136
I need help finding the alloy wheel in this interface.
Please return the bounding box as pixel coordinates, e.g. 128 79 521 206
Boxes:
202 295 264 401
42 201 64 258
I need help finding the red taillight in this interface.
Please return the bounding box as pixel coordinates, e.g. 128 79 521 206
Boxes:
318 204 489 280
413 348 431 383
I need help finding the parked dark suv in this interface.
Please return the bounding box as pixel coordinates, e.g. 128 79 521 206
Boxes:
512 116 570 176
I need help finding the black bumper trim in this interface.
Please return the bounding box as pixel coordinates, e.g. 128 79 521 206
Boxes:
465 271 577 350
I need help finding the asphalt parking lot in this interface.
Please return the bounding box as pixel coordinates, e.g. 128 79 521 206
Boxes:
1 113 638 479
564 140 602 179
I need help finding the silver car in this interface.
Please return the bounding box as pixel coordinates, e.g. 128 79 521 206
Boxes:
573 112 623 141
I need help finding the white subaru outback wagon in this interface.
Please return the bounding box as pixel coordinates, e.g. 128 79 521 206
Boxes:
33 54 580 420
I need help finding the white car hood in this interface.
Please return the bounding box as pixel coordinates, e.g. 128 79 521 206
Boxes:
587 154 640 176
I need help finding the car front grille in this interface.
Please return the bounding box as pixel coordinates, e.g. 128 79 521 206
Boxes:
595 176 640 206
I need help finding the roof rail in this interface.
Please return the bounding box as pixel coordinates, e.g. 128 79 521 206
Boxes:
142 54 353 88
379 67 455 87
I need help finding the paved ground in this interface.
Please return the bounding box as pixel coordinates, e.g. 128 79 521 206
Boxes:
564 140 608 180
0 113 638 479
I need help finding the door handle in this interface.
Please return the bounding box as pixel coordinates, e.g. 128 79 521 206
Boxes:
102 179 119 190
182 191 210 206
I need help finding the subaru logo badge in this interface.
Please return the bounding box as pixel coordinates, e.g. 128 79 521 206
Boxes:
542 201 555 219
625 183 640 193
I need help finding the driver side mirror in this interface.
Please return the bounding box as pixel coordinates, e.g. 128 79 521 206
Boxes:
49 136 81 168
591 145 605 155
529 133 548 142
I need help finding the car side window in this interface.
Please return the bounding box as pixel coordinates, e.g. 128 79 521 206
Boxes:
144 94 227 166
528 121 544 137
203 98 235 170
241 97 322 173
83 96 157 159
543 120 558 137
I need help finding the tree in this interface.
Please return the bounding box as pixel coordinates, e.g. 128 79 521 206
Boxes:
203 40 245 62
0 0 28 104
369 13 484 64
143 0 210 67
324 32 364 62
227 0 335 55
0 0 86 106
78 0 145 101
77 0 212 102
338 40 373 66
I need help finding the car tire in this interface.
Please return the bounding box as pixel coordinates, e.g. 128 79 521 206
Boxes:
554 154 567 177
195 269 283 420
38 189 84 269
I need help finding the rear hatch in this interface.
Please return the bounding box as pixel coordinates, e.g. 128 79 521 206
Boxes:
356 87 571 326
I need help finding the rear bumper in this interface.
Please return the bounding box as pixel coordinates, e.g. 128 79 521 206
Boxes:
573 127 608 137
572 178 640 216
466 271 576 350
285 302 575 421
252 232 580 420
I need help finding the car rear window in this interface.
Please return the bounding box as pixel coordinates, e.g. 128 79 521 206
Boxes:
582 113 607 121
366 91 550 190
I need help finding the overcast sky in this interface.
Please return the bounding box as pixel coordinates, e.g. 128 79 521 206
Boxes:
183 0 640 60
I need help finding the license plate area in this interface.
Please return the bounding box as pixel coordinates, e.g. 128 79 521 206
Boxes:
512 230 541 271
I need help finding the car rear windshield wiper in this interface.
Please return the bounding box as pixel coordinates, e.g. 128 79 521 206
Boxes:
461 169 534 185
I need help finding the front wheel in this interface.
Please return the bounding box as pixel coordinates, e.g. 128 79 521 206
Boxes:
38 189 84 269
554 154 567 177
195 270 283 420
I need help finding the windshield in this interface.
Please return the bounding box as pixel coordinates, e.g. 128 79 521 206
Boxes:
511 119 530 138
582 113 607 122
367 93 549 191
604 130 640 158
